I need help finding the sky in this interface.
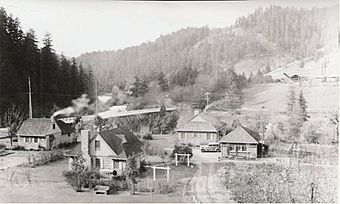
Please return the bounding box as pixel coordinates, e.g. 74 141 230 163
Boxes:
0 0 338 57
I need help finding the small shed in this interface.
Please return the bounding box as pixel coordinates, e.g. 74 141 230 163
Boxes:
219 126 268 159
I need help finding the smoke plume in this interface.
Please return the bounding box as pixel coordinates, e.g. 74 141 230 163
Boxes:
52 94 91 117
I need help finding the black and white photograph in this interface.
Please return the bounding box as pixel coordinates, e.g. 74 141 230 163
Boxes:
0 0 339 203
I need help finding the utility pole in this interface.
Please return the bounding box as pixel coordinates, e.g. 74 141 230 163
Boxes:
28 77 33 119
40 48 43 107
95 79 98 114
204 92 210 112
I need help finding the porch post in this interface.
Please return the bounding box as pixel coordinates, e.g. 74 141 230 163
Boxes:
166 167 170 182
175 153 178 166
187 154 189 166
152 166 156 181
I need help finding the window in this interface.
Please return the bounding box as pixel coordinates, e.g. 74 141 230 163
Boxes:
25 137 29 142
95 158 101 168
34 137 38 143
95 141 100 150
180 133 186 139
236 145 241 152
113 160 120 169
206 133 212 140
68 133 70 137
242 145 247 151
194 133 198 138
52 124 56 129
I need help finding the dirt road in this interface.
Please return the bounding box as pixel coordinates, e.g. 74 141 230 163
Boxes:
189 148 233 203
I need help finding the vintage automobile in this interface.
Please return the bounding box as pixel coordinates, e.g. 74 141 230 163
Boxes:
200 142 220 152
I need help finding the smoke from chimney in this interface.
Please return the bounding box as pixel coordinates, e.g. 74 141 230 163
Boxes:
52 94 91 117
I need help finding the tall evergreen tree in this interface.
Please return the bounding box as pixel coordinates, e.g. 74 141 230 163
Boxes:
297 90 309 123
286 87 296 115
157 72 169 92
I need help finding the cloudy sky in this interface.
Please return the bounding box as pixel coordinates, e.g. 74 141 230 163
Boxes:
0 0 337 57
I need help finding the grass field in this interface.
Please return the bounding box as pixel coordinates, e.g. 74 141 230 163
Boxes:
0 158 191 203
243 83 339 113
268 50 340 79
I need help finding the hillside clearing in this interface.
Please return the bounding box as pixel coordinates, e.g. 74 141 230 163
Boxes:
243 83 338 113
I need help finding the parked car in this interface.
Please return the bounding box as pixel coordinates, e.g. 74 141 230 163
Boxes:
200 142 220 152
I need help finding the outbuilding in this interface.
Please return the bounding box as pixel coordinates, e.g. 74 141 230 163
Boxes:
219 126 268 159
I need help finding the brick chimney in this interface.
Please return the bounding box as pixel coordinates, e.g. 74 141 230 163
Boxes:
81 130 92 168
50 116 56 130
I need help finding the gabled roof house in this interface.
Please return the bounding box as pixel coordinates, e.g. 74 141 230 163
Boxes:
65 127 143 176
219 126 268 159
17 117 76 150
176 113 226 146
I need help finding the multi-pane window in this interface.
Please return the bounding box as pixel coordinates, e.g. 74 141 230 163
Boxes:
206 133 212 140
236 145 241 152
113 160 120 169
95 158 101 168
95 140 100 150
25 137 29 142
180 133 186 139
229 145 234 151
34 138 38 143
242 145 247 151
52 124 56 129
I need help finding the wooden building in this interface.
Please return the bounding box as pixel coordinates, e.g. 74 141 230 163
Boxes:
65 128 143 176
17 117 76 150
219 126 268 159
176 113 226 146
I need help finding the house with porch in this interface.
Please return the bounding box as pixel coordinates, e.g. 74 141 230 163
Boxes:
176 113 226 146
65 127 143 176
17 117 76 150
219 126 268 159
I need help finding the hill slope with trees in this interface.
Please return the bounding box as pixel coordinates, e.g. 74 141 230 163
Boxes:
0 7 95 127
77 5 338 93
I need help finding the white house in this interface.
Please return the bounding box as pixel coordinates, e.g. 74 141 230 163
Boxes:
17 117 76 150
65 128 143 176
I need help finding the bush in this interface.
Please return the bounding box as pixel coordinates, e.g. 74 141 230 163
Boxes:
12 145 25 150
170 144 193 163
142 133 153 140
36 150 64 166
63 170 100 192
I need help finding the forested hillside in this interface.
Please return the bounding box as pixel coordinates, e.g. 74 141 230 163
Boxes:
0 8 95 127
77 5 338 92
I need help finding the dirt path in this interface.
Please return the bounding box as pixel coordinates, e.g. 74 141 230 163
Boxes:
189 149 233 203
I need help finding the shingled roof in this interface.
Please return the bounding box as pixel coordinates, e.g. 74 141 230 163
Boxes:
176 114 220 133
98 128 143 158
56 120 74 134
219 126 260 144
17 118 60 136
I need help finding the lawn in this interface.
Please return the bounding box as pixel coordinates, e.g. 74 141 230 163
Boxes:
0 157 196 203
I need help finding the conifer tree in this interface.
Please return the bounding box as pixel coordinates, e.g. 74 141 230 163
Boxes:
297 90 309 123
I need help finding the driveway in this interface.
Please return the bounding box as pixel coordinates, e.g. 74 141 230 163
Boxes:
189 148 233 203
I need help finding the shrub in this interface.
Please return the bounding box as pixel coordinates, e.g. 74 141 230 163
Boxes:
142 133 153 140
63 170 100 192
170 144 193 163
12 145 25 150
